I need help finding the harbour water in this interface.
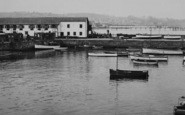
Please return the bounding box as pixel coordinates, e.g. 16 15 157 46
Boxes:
0 49 185 115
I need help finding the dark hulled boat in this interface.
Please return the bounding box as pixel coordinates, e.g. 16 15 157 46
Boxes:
110 69 148 80
109 51 149 80
174 96 185 115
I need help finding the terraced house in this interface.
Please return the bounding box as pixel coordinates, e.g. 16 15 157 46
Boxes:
0 17 90 38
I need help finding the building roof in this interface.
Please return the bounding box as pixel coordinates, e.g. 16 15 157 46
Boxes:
0 17 88 25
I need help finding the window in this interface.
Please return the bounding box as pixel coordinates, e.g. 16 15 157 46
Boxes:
13 25 16 30
79 32 82 36
67 32 70 36
79 24 83 28
60 32 64 37
37 25 41 30
51 24 57 28
6 25 10 30
73 32 76 36
0 25 3 31
67 24 70 28
29 25 35 30
25 31 28 35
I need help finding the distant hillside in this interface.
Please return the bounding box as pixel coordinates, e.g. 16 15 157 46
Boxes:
0 12 185 27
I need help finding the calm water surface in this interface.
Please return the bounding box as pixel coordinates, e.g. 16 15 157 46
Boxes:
0 49 185 115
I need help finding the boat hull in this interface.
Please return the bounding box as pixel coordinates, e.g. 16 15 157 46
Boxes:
35 44 60 50
110 69 148 80
88 53 118 57
142 48 183 55
174 106 185 115
130 55 168 61
54 47 68 51
132 59 158 65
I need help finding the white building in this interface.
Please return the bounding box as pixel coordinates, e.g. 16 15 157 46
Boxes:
0 17 90 38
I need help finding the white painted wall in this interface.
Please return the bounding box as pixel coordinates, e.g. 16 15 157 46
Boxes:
2 25 58 37
58 22 87 37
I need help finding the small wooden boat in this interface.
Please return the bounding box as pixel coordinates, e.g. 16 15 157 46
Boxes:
104 51 128 56
110 52 149 80
35 44 60 50
174 96 185 115
88 52 118 57
54 47 68 51
163 35 181 40
130 54 168 61
110 69 149 80
132 59 158 65
134 35 162 39
142 48 183 55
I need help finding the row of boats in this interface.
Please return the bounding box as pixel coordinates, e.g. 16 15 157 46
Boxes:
88 48 185 81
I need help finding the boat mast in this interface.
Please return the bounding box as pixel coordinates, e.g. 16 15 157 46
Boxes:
116 51 118 70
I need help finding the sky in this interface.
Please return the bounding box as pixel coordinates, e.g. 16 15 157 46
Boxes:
0 0 185 19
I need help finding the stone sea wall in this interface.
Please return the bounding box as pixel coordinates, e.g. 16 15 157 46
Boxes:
0 41 35 51
56 38 185 49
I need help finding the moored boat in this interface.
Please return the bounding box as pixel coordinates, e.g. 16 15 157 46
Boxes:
163 35 181 40
54 47 68 51
142 48 183 55
35 44 60 50
88 52 118 57
109 51 149 80
174 96 185 115
132 59 158 65
133 34 162 39
110 69 148 80
130 54 168 61
104 51 128 56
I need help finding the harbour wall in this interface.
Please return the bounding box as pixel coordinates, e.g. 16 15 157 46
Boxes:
0 41 35 51
55 37 185 49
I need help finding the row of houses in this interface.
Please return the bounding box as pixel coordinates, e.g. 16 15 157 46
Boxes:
0 17 91 38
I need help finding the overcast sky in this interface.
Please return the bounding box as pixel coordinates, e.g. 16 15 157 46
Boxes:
0 0 185 19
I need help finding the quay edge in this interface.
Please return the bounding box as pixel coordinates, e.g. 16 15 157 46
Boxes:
55 37 185 49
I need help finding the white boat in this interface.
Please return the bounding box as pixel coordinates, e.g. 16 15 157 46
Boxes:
35 44 60 50
132 59 158 65
142 48 183 55
163 35 181 40
54 47 68 51
130 54 168 61
134 35 162 39
88 52 118 57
